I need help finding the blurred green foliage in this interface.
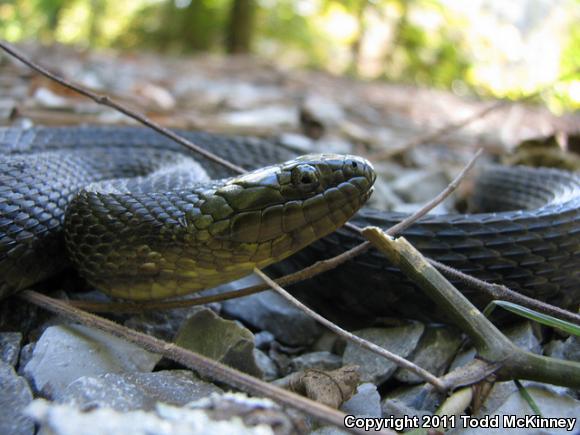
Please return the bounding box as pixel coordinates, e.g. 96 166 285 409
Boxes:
118 0 230 52
379 0 470 89
0 0 578 112
555 25 580 112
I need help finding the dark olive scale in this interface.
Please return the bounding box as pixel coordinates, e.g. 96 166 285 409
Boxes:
1 126 580 324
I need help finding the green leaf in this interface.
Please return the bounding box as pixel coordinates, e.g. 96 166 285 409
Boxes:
487 300 580 336
514 379 542 416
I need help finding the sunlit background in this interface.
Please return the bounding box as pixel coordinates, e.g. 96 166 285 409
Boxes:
1 0 578 113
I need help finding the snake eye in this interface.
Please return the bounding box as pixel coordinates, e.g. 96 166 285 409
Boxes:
291 164 319 190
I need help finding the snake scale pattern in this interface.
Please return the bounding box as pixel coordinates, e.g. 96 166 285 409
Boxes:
1 126 579 324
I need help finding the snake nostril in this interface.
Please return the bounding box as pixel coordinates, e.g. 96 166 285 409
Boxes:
351 161 358 169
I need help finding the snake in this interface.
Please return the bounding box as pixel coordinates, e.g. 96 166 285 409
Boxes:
1 126 579 324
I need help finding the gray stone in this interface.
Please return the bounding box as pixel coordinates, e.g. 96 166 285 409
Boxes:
372 160 406 182
0 99 16 120
449 348 477 371
340 383 381 418
278 132 314 153
382 384 443 414
175 308 262 378
470 381 520 418
124 304 220 342
212 82 283 110
391 169 450 203
343 323 425 384
471 381 576 418
450 387 580 434
543 339 566 360
395 325 462 384
290 351 342 372
0 361 34 435
310 427 349 435
253 349 279 381
381 398 432 421
504 322 541 354
178 80 283 111
367 179 404 211
59 370 222 411
311 137 353 154
222 287 321 347
562 335 580 362
23 324 160 397
17 343 34 376
301 94 345 125
392 201 450 215
544 336 580 363
27 398 274 435
311 331 341 354
0 332 22 366
340 120 374 145
254 331 275 350
33 87 70 108
221 105 297 129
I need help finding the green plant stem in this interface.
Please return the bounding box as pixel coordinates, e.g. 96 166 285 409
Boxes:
362 227 580 390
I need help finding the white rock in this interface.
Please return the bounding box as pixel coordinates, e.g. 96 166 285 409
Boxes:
27 399 273 435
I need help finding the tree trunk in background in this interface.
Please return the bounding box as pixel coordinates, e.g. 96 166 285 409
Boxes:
37 0 68 42
88 0 105 46
382 0 411 78
226 0 255 54
182 0 219 51
348 0 369 77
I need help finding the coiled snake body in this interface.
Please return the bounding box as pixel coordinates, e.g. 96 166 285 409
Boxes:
1 126 579 323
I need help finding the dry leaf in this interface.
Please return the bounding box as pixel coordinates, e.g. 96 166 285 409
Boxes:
286 364 360 409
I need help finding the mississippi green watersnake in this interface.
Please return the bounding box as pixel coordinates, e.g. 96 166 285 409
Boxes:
1 126 579 323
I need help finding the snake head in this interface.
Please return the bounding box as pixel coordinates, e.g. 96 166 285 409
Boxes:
208 154 375 256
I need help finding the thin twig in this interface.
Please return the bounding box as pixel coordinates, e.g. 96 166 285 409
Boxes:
428 259 580 325
371 102 505 160
370 68 580 161
386 148 482 236
68 287 263 313
254 268 446 391
18 290 394 435
0 40 246 174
